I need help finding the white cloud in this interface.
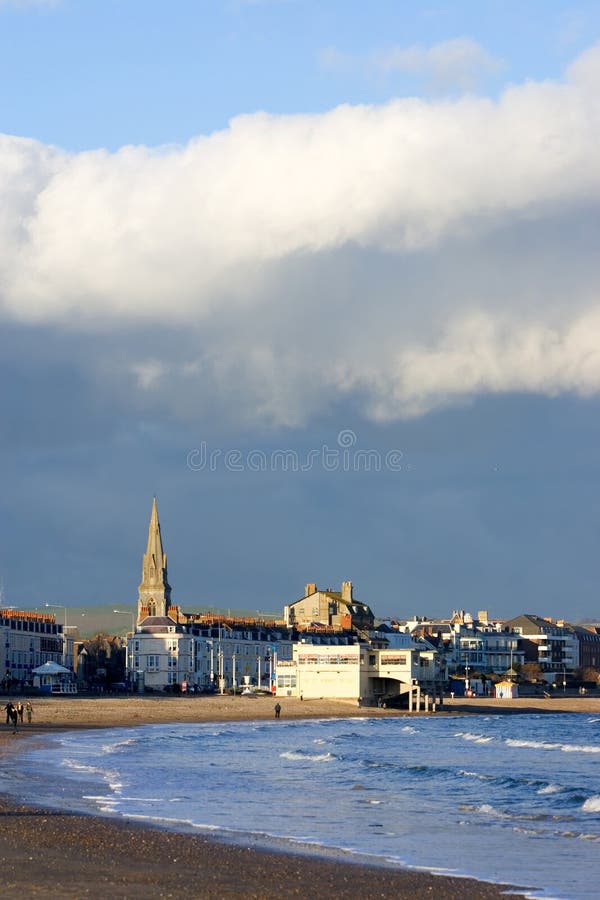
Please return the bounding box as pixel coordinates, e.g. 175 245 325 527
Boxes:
344 311 600 421
130 359 168 390
1 44 600 424
320 37 503 91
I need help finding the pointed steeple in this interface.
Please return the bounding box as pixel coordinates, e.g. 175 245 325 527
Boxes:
137 497 172 621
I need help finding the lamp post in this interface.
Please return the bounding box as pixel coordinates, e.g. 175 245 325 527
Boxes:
114 610 136 686
207 640 214 687
45 604 68 667
113 609 135 635
218 622 224 694
218 643 224 694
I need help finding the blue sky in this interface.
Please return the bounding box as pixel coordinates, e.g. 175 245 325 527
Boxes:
2 0 599 149
1 0 600 622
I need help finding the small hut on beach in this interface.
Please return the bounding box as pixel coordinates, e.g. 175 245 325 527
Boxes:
495 680 518 699
32 661 77 694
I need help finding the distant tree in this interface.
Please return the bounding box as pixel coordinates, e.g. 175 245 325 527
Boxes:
78 633 126 688
521 662 543 682
575 666 600 684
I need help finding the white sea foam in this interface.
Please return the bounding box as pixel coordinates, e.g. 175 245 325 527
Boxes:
100 737 139 754
462 803 511 819
458 769 493 781
506 738 600 754
280 750 333 762
61 759 109 775
582 795 600 812
455 731 493 744
537 784 562 794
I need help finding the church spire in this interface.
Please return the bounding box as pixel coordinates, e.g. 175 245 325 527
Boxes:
137 497 172 621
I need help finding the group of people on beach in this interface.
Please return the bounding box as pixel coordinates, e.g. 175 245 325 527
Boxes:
4 699 33 730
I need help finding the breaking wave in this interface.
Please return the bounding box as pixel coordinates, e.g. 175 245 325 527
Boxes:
455 731 493 744
506 738 600 754
279 750 334 762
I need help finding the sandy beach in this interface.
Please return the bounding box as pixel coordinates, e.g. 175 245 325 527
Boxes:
2 693 598 898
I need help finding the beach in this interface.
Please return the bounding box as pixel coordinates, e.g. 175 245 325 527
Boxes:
2 694 598 898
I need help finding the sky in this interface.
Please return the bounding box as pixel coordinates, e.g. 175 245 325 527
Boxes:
1 0 600 623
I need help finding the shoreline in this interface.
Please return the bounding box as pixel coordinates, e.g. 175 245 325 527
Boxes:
3 694 597 898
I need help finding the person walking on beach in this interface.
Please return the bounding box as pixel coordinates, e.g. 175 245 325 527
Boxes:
5 703 18 732
25 700 33 724
274 702 281 719
16 701 24 724
4 701 14 726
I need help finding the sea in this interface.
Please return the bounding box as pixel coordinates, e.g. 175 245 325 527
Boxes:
3 712 600 899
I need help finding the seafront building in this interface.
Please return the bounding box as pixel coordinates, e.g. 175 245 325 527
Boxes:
278 629 442 709
504 613 579 675
1 608 74 689
398 611 525 678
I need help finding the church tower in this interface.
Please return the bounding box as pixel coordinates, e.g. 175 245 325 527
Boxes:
137 497 172 622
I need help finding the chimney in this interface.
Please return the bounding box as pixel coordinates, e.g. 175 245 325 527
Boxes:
341 581 353 601
305 583 317 596
477 610 489 625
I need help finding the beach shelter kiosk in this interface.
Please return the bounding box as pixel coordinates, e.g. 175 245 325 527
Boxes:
32 661 77 694
495 680 518 699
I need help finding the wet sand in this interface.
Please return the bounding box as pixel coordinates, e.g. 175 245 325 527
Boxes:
4 692 594 898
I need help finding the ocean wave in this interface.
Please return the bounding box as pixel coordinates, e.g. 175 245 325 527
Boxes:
458 769 495 781
455 731 493 744
100 737 140 754
460 804 573 825
506 738 600 754
280 750 334 762
537 784 562 794
463 803 510 818
555 828 600 841
582 795 600 812
61 758 119 781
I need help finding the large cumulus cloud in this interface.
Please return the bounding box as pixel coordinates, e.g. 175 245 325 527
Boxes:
2 44 600 424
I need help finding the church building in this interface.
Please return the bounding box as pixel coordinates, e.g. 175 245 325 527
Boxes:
130 499 293 692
